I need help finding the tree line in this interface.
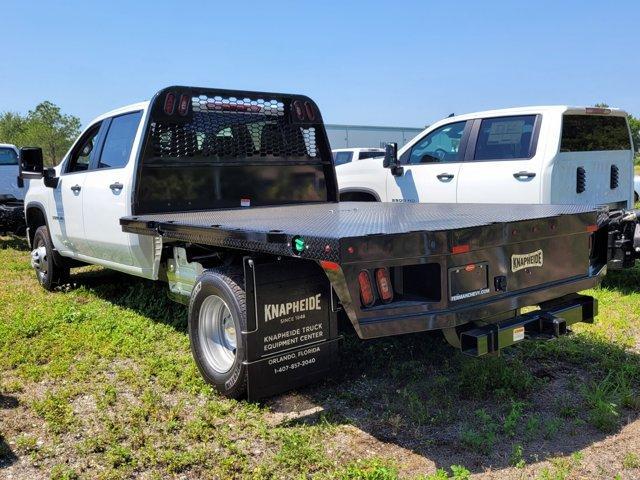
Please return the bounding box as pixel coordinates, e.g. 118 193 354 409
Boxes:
0 101 81 166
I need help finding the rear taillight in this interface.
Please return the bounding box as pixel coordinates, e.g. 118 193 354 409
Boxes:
304 101 316 121
178 94 190 116
358 270 375 307
293 100 305 120
452 244 470 254
375 268 393 303
163 92 176 115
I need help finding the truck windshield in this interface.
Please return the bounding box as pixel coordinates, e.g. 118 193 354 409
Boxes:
0 148 18 166
561 115 631 152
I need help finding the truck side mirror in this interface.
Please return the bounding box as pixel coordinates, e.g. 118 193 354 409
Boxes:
383 142 403 176
19 147 44 179
43 167 59 188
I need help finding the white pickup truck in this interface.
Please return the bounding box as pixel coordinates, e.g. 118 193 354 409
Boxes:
17 87 627 399
337 106 635 209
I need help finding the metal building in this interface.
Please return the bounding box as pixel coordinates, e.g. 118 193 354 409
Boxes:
325 124 423 149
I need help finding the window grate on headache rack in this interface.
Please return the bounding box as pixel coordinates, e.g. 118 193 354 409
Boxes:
149 94 318 161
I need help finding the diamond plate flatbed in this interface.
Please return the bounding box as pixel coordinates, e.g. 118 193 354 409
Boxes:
121 202 600 263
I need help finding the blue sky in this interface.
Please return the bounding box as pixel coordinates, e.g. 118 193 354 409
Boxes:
1 0 638 127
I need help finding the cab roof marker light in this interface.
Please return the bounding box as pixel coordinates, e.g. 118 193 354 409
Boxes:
585 107 611 115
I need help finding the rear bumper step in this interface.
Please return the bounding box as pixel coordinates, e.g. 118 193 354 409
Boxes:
459 294 596 356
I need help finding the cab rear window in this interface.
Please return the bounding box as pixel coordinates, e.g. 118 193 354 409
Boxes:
0 148 18 166
358 151 384 160
561 115 631 152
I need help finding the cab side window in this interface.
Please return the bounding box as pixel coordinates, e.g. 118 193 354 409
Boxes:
98 111 142 169
408 121 466 164
66 123 102 173
333 151 353 166
473 115 537 160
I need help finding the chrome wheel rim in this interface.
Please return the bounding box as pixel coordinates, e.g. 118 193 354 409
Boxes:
198 295 237 373
31 240 48 282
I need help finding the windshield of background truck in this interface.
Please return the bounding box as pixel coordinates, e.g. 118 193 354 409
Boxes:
561 115 631 151
0 148 18 166
408 121 465 163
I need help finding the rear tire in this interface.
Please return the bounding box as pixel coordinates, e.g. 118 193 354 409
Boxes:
188 268 247 399
31 225 69 291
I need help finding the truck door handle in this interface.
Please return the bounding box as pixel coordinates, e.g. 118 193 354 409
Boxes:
513 171 536 180
436 173 455 182
70 184 81 193
109 182 124 191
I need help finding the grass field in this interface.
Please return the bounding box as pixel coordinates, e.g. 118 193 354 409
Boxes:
1 236 640 479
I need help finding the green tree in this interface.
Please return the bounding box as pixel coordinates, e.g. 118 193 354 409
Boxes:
0 112 27 144
0 101 81 166
22 101 81 166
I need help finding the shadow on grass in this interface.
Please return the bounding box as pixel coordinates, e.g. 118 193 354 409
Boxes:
600 265 640 295
0 235 29 251
65 268 188 331
65 265 640 474
268 321 640 473
0 393 19 468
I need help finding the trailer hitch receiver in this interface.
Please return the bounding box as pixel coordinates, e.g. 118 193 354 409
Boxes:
459 295 596 357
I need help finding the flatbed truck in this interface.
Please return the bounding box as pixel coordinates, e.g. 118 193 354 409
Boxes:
20 86 612 400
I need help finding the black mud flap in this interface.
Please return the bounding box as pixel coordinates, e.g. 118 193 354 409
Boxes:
242 257 341 401
460 294 597 356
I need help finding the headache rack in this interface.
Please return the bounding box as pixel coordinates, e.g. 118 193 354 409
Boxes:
132 86 338 215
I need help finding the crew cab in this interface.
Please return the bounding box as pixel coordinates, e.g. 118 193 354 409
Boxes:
20 87 612 400
0 143 25 233
337 106 635 208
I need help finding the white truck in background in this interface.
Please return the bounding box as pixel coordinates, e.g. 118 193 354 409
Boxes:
0 143 25 233
337 106 635 209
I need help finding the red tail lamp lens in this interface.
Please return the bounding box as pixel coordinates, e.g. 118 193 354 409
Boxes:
304 101 316 121
586 224 598 233
178 94 190 116
358 270 375 307
320 260 340 271
293 100 305 120
163 92 176 115
452 244 470 254
375 268 393 303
